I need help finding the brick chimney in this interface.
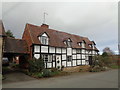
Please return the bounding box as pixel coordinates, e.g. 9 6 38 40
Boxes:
41 24 49 28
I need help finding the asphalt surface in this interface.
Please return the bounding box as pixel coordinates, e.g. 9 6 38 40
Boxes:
2 69 118 88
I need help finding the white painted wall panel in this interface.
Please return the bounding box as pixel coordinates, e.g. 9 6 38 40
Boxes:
82 49 85 53
72 55 76 59
62 48 66 53
41 46 48 53
42 33 48 37
82 60 86 65
47 63 52 68
49 47 55 53
62 61 66 67
34 54 40 59
53 62 55 68
77 60 81 65
89 51 92 54
67 62 71 66
72 49 76 54
86 56 88 60
44 63 47 68
56 48 61 53
67 48 72 55
82 54 85 59
77 54 81 59
62 55 66 60
73 60 76 66
34 45 40 53
86 50 89 54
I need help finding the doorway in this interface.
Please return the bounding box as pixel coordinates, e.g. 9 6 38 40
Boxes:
56 55 61 69
89 56 93 65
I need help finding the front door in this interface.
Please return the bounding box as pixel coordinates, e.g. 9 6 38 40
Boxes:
56 55 61 69
89 56 92 65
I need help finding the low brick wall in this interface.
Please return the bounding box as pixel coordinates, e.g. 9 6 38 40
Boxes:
63 65 90 72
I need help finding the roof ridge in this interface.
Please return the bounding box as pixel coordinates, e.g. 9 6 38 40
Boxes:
27 23 87 39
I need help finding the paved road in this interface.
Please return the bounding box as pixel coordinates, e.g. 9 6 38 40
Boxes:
3 69 118 88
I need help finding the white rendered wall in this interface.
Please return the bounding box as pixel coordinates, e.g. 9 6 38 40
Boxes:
62 48 66 53
77 54 81 59
82 49 85 53
72 60 76 66
67 48 72 55
49 47 55 53
77 60 81 65
47 63 52 68
67 62 71 66
72 55 76 59
53 62 55 68
34 54 40 59
41 46 48 53
62 61 66 67
82 60 86 65
34 45 40 53
62 55 66 60
56 48 61 53
72 49 76 54
82 54 86 59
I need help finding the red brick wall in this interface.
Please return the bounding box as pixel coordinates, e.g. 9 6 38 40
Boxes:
22 24 33 59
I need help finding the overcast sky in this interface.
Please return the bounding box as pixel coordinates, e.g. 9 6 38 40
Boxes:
2 2 118 54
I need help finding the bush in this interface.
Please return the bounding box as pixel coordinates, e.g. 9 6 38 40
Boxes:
28 57 44 73
50 68 58 72
42 69 51 77
32 72 43 78
2 66 10 74
11 63 19 68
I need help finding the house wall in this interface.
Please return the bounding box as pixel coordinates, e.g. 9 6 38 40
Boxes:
0 37 2 73
33 44 98 69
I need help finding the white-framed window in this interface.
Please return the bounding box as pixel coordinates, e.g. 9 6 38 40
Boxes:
64 38 72 47
41 54 52 62
40 36 49 45
89 44 92 48
39 33 49 45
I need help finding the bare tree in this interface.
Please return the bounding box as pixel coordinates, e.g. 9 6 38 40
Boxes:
103 47 114 55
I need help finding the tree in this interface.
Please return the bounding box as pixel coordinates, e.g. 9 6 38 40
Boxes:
103 47 114 55
5 30 15 38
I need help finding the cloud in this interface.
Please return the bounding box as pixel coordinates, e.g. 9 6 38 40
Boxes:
2 2 118 52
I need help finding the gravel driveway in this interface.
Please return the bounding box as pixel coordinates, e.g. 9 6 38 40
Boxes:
2 69 118 88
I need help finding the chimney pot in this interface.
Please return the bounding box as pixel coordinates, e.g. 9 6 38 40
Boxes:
41 24 49 28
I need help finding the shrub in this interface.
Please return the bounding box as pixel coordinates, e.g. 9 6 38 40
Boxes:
61 65 64 71
28 57 44 73
51 70 60 76
32 72 43 78
42 69 51 77
50 68 58 72
2 66 10 74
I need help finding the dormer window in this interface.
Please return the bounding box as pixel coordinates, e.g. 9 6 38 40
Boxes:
39 32 49 45
81 40 86 48
67 38 72 47
64 38 72 47
78 40 86 48
89 44 92 48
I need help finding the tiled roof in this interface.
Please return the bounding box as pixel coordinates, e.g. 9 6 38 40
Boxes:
25 23 99 51
4 37 28 54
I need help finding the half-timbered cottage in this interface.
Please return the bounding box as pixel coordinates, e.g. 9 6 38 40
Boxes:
22 23 99 69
